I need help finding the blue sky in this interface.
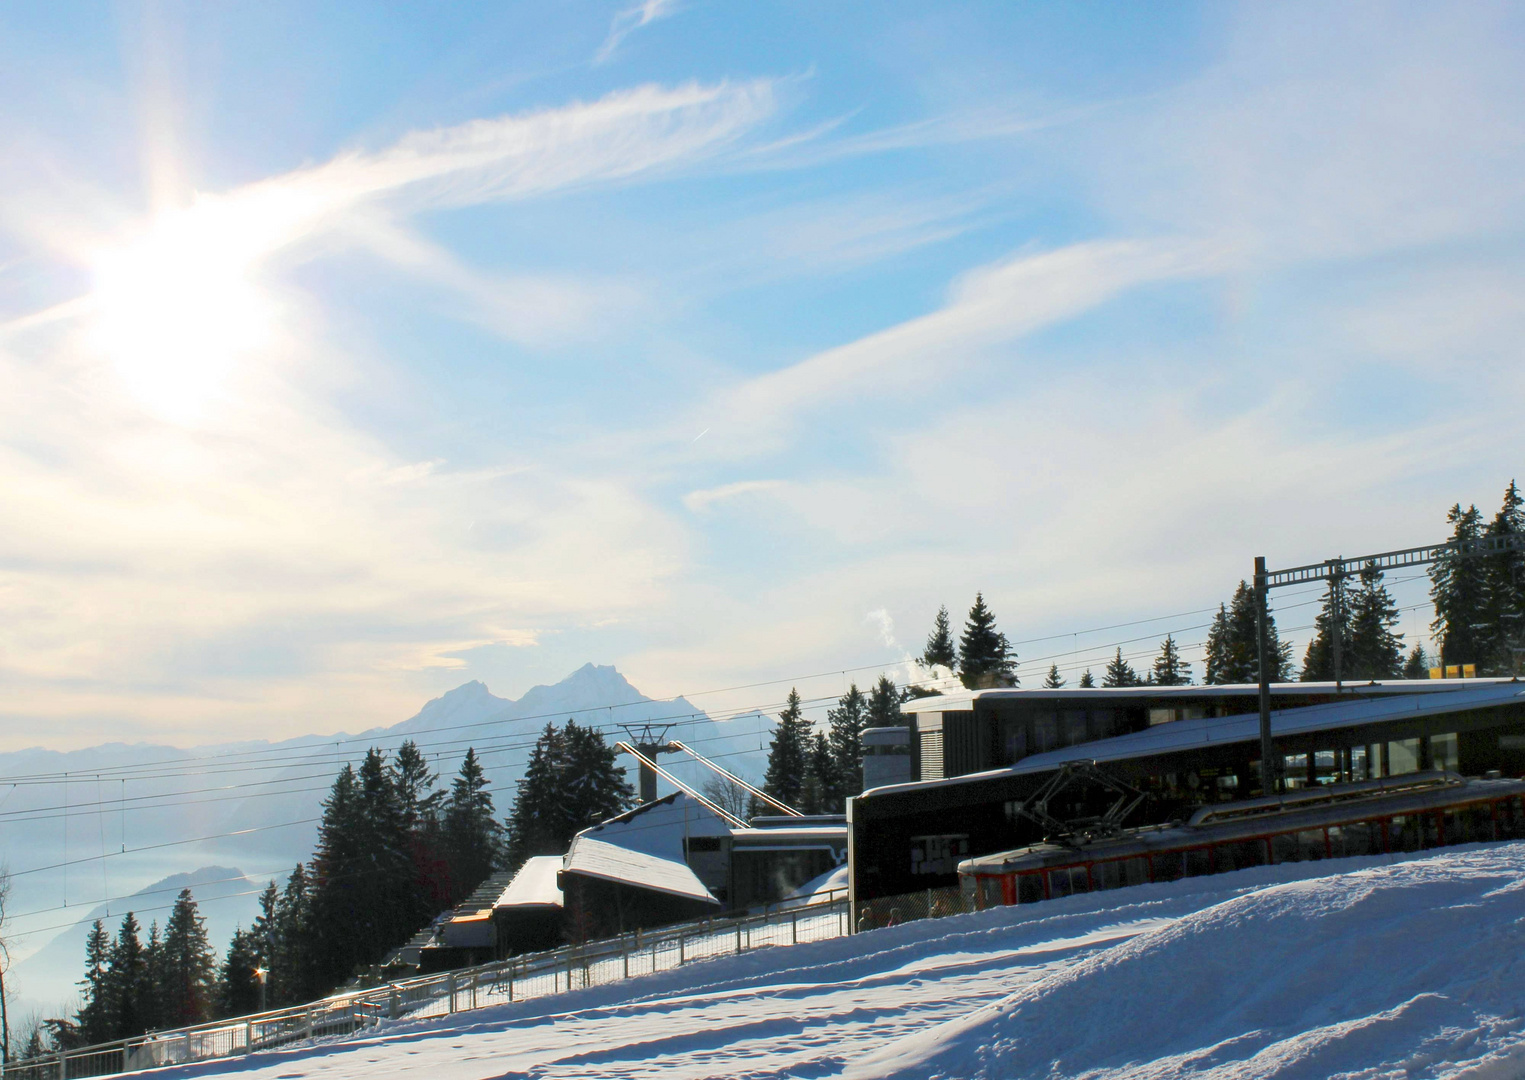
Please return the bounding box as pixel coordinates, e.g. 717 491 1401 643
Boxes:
1 1 1522 747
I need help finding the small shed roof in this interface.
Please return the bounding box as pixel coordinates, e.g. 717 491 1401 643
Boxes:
495 855 564 910
563 836 719 904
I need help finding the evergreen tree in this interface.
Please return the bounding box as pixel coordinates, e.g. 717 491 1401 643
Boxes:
158 890 215 1027
392 740 441 834
1150 635 1191 686
1431 503 1489 670
104 912 147 1039
1101 647 1141 688
957 593 1017 689
441 748 504 897
1215 582 1293 683
249 881 278 976
1484 480 1525 674
866 676 901 729
142 921 166 1032
504 724 571 868
1203 604 1231 685
1042 664 1066 689
921 606 957 672
1346 560 1404 679
215 929 261 1019
802 732 837 814
825 684 867 805
74 920 111 1044
1403 643 1431 680
561 723 634 832
1079 669 1095 688
1300 580 1351 683
269 865 315 1007
763 689 812 810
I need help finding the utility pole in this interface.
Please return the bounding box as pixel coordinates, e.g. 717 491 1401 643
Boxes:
1254 531 1525 795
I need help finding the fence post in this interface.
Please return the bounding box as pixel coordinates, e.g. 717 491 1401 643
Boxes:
447 972 457 1014
305 1005 314 1042
792 911 798 945
622 939 629 979
736 921 743 955
56 1049 65 1080
390 987 400 1020
508 961 515 1003
678 932 685 966
245 1018 254 1053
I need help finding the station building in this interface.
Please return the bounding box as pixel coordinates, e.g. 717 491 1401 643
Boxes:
848 678 1525 904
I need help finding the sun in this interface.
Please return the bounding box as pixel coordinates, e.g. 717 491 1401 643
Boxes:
89 196 278 422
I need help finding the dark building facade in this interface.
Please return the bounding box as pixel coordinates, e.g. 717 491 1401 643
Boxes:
850 680 1525 905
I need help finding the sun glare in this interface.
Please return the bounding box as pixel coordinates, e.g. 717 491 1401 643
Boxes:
90 197 278 422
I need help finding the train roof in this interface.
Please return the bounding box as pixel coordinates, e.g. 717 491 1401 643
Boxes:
864 682 1525 800
958 772 1525 875
898 678 1524 714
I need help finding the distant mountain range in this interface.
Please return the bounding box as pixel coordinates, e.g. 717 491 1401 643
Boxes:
2 664 769 1014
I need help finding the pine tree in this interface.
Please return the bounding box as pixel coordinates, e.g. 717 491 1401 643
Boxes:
250 881 278 975
1101 648 1141 688
1403 643 1431 679
1346 560 1404 679
802 732 838 814
1431 503 1489 670
1079 669 1095 688
215 929 261 1019
504 724 571 868
1484 480 1525 674
159 890 215 1027
826 684 867 805
1043 664 1066 689
104 912 147 1039
921 606 957 673
561 722 634 832
1300 580 1351 683
1150 635 1191 686
74 920 111 1043
1203 604 1231 685
763 689 812 810
1216 582 1293 683
270 865 315 1006
958 593 1017 689
866 676 901 729
142 921 166 1032
393 740 441 834
441 748 504 902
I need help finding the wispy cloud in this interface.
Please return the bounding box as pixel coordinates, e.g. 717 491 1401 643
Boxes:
595 0 680 65
682 479 785 512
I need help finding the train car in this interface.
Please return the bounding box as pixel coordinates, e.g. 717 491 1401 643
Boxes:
958 771 1525 909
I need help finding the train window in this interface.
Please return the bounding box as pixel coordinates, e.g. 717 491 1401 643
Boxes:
1151 851 1184 882
1120 857 1149 887
1497 799 1525 840
1092 860 1123 891
1389 815 1422 852
1420 813 1443 849
1298 830 1327 860
980 877 1003 909
1064 711 1088 745
1047 866 1090 898
1328 822 1378 858
1443 807 1490 845
1214 839 1267 873
1270 832 1301 863
1016 873 1045 904
1184 848 1213 877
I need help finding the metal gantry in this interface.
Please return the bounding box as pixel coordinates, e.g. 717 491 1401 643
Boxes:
1252 532 1525 794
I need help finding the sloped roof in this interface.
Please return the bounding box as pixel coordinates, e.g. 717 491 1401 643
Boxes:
563 836 719 904
495 855 564 910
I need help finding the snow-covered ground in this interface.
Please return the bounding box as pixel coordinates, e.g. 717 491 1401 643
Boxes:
150 844 1525 1079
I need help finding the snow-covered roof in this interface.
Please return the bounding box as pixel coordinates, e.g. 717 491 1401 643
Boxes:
730 825 846 848
578 791 732 860
865 683 1525 798
495 855 564 910
563 836 720 904
896 678 1523 714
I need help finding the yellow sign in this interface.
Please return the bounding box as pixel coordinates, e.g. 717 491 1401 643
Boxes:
1429 664 1477 679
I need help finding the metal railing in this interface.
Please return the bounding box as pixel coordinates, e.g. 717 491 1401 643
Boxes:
4 889 851 1080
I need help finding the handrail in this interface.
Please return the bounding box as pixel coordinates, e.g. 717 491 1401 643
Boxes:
6 889 851 1079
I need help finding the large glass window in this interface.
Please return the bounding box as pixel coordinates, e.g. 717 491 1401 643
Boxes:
1151 851 1184 882
1184 848 1213 877
1214 839 1267 873
1033 716 1058 754
1327 822 1379 858
1298 829 1328 860
1432 733 1459 773
1017 873 1044 904
1271 832 1301 863
1047 866 1090 898
1388 739 1422 776
1064 711 1088 746
1389 814 1422 851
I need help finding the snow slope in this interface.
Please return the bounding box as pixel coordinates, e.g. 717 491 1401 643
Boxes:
147 844 1525 1080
